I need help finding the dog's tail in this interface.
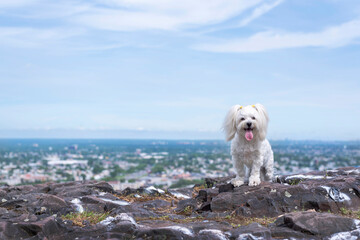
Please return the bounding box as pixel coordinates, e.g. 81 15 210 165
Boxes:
222 105 241 141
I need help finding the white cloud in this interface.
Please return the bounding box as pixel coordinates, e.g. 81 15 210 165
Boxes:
239 0 284 26
0 0 285 50
0 0 284 32
15 2 91 19
74 0 264 31
193 0 284 35
195 19 360 52
0 27 84 48
0 0 38 8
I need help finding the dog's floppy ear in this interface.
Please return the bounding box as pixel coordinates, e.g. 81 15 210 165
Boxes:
223 105 241 141
254 103 269 141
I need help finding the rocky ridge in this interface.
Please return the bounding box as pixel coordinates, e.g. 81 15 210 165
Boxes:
1 167 360 239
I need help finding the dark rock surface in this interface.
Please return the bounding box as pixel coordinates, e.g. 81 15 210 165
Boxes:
210 167 360 216
1 167 360 239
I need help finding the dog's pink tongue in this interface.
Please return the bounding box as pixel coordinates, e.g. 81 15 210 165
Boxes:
245 130 253 141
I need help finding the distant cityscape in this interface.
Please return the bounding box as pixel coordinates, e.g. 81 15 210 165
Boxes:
1 139 360 190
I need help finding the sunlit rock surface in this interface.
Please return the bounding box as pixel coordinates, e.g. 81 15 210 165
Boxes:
1 167 360 239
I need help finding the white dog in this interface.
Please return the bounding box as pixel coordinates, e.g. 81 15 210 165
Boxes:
223 103 274 187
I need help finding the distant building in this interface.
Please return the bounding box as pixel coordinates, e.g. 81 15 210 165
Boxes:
47 159 88 166
20 173 51 183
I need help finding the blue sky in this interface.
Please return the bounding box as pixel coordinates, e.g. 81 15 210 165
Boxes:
1 0 360 140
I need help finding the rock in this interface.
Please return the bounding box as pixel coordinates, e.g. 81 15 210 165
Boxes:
110 221 137 235
0 167 360 239
218 183 234 193
210 192 232 212
274 211 358 237
34 194 69 213
0 208 8 215
89 182 115 194
198 229 229 240
229 223 271 239
99 213 138 231
209 168 360 217
184 221 232 233
168 188 193 199
0 199 25 209
1 221 42 239
0 190 7 198
120 185 164 197
270 226 309 239
79 196 120 212
120 187 139 196
143 199 172 210
136 225 195 240
80 196 101 204
112 204 159 218
205 175 235 188
198 201 211 212
175 199 198 214
196 189 207 202
62 188 94 198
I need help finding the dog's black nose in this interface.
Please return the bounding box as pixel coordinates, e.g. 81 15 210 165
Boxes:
247 122 252 127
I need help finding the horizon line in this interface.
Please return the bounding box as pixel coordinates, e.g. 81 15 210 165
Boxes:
0 137 359 142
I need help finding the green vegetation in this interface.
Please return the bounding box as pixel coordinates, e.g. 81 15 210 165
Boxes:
126 163 147 174
136 214 276 228
339 207 351 215
338 207 360 219
92 164 104 174
183 206 193 215
61 211 110 227
115 191 181 203
110 165 124 177
289 179 303 185
208 163 219 170
169 179 204 189
151 164 165 174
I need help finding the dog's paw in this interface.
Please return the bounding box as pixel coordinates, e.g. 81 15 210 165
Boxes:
248 176 261 186
230 178 244 187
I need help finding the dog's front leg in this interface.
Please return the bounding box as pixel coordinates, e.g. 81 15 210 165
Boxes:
230 155 245 187
249 155 262 186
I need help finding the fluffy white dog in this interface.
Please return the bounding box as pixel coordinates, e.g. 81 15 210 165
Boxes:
223 103 274 187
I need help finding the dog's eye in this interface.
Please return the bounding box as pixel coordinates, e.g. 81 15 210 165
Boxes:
252 116 256 120
240 117 245 121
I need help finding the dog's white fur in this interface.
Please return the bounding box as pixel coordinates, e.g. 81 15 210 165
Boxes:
223 103 274 187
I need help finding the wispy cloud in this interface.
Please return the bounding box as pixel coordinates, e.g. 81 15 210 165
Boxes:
192 0 284 35
0 27 84 48
0 0 38 8
73 0 263 31
195 18 360 52
11 2 91 19
0 0 282 50
239 0 284 26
